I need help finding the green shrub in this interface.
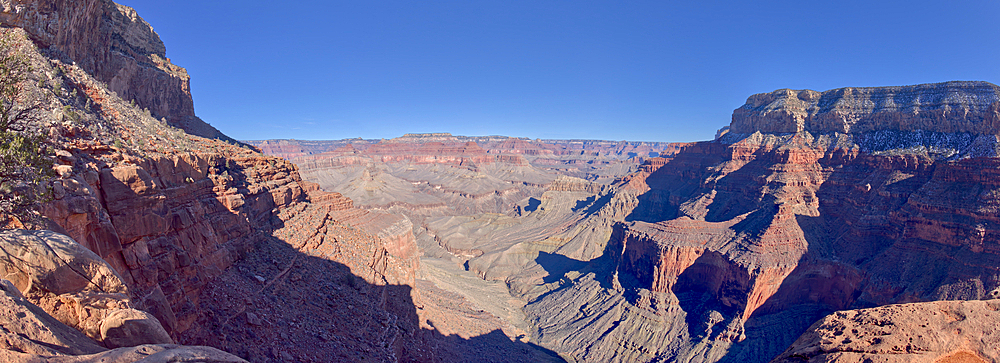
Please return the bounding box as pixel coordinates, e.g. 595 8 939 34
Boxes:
0 31 53 222
0 131 53 218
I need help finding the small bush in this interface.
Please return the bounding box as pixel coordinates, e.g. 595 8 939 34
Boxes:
0 131 53 217
0 31 52 222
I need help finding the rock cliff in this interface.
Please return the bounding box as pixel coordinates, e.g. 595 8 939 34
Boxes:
0 0 230 140
730 81 1000 135
552 82 1000 362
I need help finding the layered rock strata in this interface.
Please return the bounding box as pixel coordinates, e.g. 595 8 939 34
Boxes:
251 134 685 294
250 133 678 161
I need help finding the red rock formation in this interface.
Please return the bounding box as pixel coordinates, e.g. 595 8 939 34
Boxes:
0 5 572 362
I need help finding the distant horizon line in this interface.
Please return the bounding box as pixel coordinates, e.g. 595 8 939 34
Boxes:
240 133 699 144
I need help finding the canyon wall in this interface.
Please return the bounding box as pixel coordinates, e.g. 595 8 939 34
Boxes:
0 0 229 140
29 38 419 341
252 133 684 233
5 2 997 361
730 81 1000 134
249 133 678 161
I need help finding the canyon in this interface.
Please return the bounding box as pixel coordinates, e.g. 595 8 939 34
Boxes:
0 1 997 363
0 2 561 361
246 81 1000 363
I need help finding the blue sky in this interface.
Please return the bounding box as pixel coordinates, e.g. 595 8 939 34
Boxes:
121 1 999 142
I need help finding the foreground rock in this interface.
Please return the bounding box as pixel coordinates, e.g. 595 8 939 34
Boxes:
0 273 243 362
0 229 171 348
772 299 1000 363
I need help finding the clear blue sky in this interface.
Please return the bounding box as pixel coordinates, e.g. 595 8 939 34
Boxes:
120 0 999 142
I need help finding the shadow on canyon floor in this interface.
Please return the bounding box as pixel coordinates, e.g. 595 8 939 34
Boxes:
572 193 614 216
178 235 566 363
536 251 590 285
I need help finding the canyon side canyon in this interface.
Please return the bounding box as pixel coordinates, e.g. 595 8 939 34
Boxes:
0 1 998 363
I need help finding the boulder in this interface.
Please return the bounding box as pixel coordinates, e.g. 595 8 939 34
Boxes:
0 280 244 362
100 309 174 349
0 229 127 296
0 230 171 348
0 279 104 356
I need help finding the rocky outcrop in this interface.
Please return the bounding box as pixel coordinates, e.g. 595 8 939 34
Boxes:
0 229 175 348
40 146 313 338
772 299 1000 363
0 237 244 362
0 0 229 140
0 277 106 356
730 81 1000 134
